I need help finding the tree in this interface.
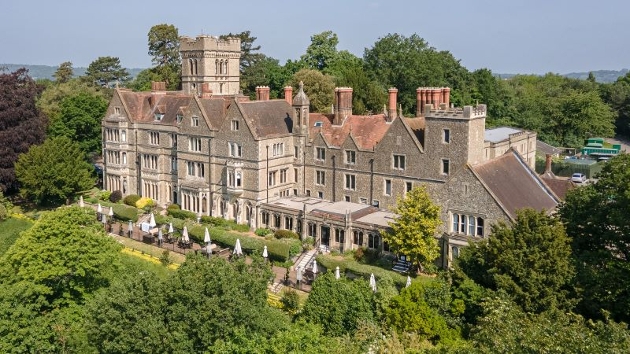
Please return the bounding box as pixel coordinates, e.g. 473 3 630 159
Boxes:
457 208 575 314
37 79 107 120
47 91 108 157
601 72 630 137
0 207 121 352
301 31 340 71
163 255 287 352
301 272 375 336
54 61 74 83
239 55 290 99
15 137 94 206
288 69 335 113
0 68 47 192
220 30 264 73
147 24 181 90
384 280 461 344
382 186 441 272
84 56 130 87
363 33 472 114
559 153 630 322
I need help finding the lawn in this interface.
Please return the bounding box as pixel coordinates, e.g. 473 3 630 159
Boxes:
112 234 186 264
0 217 33 256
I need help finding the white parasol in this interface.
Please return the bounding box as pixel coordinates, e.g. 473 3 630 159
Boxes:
233 238 243 256
262 245 268 258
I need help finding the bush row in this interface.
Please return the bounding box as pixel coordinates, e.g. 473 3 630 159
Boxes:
167 208 197 220
274 229 299 240
316 254 409 287
112 204 139 222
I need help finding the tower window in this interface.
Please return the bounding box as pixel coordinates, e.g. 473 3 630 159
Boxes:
442 159 450 175
443 129 451 143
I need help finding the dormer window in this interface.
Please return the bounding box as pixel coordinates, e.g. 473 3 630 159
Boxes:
231 120 239 131
176 114 183 124
114 107 121 115
314 121 323 127
191 116 199 127
154 113 164 121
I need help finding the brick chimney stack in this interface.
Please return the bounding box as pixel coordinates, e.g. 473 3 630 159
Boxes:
442 87 450 108
387 88 398 122
334 87 353 125
416 87 451 116
545 154 553 174
200 83 213 98
151 81 166 93
284 86 293 105
255 86 270 101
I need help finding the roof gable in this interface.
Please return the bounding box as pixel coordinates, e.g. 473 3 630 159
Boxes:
310 113 391 150
237 100 294 139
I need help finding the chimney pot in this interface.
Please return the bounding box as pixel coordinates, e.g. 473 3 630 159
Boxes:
284 86 293 105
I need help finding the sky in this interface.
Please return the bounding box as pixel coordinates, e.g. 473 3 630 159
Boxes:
1 0 629 75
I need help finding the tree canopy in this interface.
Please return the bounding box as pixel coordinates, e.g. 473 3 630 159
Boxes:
382 186 442 272
288 69 335 113
0 68 47 192
15 136 94 206
559 153 630 322
84 56 130 87
457 208 575 313
53 61 74 83
147 24 181 90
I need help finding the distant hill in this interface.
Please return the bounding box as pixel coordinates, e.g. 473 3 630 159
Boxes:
497 69 629 83
0 64 144 81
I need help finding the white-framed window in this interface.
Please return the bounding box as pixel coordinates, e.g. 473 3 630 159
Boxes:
280 169 288 183
393 154 405 170
268 171 277 186
154 113 164 121
121 130 126 142
114 106 121 115
345 150 356 164
149 132 159 145
443 129 450 143
189 137 202 152
229 142 242 157
231 120 239 131
368 234 380 249
451 213 485 237
359 197 367 204
316 147 326 161
122 152 127 165
316 170 326 186
345 174 356 190
187 161 195 176
272 143 284 157
442 159 450 175
384 179 392 196
191 116 199 127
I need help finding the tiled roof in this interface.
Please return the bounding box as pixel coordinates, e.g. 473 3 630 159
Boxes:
403 117 425 147
537 140 562 156
472 150 559 219
540 175 575 200
309 113 391 150
238 100 294 139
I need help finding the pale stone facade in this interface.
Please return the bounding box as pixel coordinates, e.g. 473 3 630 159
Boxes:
102 34 556 268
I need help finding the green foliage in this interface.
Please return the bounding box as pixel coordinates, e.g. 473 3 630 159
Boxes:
382 186 442 272
111 204 138 222
47 91 108 157
53 61 74 83
146 24 181 90
301 272 376 336
274 229 300 239
0 207 121 352
159 250 172 267
123 194 141 207
559 153 630 321
457 208 575 314
0 217 33 256
15 137 94 206
135 196 154 209
255 227 272 236
83 56 130 87
0 68 47 192
469 296 630 354
109 190 122 203
301 31 340 71
167 207 196 220
281 288 301 315
316 254 410 287
289 69 335 113
99 189 112 201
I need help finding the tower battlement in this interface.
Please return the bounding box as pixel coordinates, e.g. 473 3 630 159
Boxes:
425 104 487 120
179 35 241 54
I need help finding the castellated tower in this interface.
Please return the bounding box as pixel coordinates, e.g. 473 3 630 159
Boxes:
180 35 241 96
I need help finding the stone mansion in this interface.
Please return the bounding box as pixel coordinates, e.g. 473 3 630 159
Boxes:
101 34 556 267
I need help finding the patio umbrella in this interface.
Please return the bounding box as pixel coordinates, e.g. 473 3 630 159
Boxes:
158 229 163 242
204 228 211 244
312 260 318 274
182 226 189 243
128 220 133 234
335 266 340 280
108 207 114 217
97 203 102 214
149 213 156 228
79 196 84 208
206 244 212 257
168 223 174 234
296 266 303 283
233 238 243 256
369 273 377 292
262 245 268 258
406 275 412 288
101 214 107 224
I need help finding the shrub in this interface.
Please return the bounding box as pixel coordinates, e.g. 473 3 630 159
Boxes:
281 288 300 315
167 208 197 220
159 250 172 266
255 228 272 237
111 204 138 222
0 205 7 221
135 197 154 209
109 190 122 203
123 194 141 207
353 247 365 262
99 190 112 201
274 229 299 240
167 204 180 211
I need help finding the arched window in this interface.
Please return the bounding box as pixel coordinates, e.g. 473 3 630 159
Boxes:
189 59 194 75
193 59 198 75
215 59 219 74
122 152 127 165
236 171 242 187
223 60 228 75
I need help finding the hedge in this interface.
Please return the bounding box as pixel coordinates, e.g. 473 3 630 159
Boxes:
167 208 197 220
274 229 299 240
123 194 141 207
111 204 139 222
316 254 411 287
